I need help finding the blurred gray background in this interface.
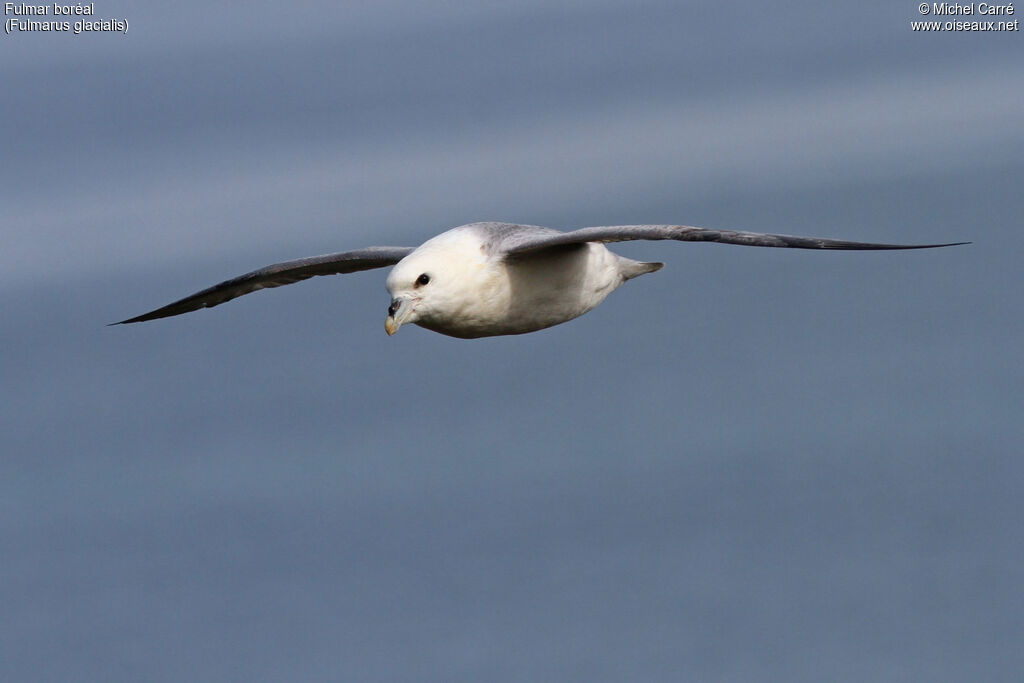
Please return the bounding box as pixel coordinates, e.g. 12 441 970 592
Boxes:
3 1 1022 680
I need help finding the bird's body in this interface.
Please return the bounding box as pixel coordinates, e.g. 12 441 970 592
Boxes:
113 221 966 337
385 224 660 337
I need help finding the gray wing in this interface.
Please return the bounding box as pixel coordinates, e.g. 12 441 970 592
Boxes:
112 246 415 324
501 225 969 257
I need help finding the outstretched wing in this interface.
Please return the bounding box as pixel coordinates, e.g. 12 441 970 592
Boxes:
501 225 968 257
112 246 416 324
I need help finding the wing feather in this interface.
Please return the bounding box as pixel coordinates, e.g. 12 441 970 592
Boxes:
112 246 415 324
502 225 968 257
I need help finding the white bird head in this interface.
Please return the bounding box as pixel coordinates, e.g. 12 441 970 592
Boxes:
383 227 499 337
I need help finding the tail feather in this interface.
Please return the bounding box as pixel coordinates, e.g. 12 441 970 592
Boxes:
619 258 664 281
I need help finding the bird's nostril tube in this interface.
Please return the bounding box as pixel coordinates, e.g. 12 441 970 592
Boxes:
387 299 399 316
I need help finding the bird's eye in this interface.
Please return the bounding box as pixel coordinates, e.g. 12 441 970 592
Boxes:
415 273 430 287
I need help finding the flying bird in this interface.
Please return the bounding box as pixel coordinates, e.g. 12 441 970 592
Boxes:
113 222 966 338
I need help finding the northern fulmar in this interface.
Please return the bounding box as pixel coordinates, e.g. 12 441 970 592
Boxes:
113 222 966 338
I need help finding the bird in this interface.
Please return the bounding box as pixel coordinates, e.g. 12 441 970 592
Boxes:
112 222 967 338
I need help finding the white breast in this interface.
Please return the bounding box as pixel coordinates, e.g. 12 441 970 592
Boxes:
421 242 624 338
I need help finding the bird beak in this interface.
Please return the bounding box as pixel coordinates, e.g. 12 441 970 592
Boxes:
385 296 413 336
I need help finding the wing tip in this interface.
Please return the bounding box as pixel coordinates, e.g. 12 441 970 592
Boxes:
827 239 972 250
911 241 971 249
108 310 171 326
107 316 144 326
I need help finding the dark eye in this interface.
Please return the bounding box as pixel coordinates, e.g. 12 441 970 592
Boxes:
415 273 430 287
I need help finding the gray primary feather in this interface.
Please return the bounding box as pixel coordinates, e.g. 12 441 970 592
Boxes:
112 246 414 324
499 224 969 257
